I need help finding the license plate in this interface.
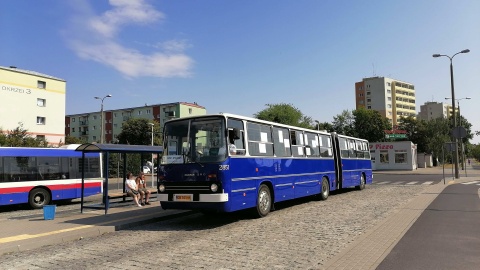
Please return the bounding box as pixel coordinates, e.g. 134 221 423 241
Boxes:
174 194 192 201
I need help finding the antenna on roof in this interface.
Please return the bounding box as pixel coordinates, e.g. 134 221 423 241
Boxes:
372 63 375 76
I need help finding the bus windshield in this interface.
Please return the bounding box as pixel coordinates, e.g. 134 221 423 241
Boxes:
162 117 227 164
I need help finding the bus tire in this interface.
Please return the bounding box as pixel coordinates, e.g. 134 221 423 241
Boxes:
319 177 330 200
29 188 51 209
355 174 366 190
255 184 272 218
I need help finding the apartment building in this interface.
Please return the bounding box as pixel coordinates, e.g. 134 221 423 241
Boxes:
0 66 66 146
355 76 416 126
65 102 206 143
417 101 452 121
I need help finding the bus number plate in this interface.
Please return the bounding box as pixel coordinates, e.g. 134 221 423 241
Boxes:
174 194 192 201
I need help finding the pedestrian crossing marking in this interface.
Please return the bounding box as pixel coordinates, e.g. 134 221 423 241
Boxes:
461 181 480 185
373 181 436 186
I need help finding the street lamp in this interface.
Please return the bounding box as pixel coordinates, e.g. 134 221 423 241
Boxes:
94 94 112 144
433 49 469 179
148 122 154 187
314 120 320 131
445 97 471 171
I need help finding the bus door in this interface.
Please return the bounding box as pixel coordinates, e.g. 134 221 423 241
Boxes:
332 133 343 189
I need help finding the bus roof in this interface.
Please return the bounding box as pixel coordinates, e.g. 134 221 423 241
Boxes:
164 113 333 136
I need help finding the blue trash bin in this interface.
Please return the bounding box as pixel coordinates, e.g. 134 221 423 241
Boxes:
43 205 56 220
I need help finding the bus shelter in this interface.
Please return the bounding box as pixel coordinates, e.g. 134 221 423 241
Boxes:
75 143 163 214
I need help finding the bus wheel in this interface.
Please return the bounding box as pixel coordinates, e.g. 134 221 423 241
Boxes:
255 184 272 218
29 188 51 209
319 177 330 200
356 174 366 190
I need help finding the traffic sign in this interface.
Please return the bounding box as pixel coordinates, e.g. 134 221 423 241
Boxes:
451 126 467 139
385 134 407 139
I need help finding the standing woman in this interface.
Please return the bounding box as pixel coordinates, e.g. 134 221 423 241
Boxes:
126 172 143 207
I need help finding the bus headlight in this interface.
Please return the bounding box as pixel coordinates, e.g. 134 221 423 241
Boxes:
210 183 218 192
159 184 165 192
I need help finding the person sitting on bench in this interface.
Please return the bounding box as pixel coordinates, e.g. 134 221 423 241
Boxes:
125 172 142 207
136 172 151 206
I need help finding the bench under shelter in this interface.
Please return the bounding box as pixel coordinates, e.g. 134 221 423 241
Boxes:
75 143 163 214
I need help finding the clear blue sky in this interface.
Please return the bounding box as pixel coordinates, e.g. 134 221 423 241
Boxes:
2 0 479 143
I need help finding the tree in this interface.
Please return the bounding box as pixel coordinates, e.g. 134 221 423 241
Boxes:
316 121 334 132
470 144 480 162
116 118 161 145
3 123 48 147
254 103 312 128
397 117 429 152
332 110 355 136
64 135 86 145
115 118 162 175
353 107 391 142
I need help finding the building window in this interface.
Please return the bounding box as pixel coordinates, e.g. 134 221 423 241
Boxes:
138 111 142 115
72 127 75 132
146 109 151 114
37 98 46 107
93 136 97 141
380 150 389 163
114 123 118 128
388 97 392 101
36 135 45 140
37 117 46 125
387 82 391 86
37 80 46 89
367 106 371 109
388 104 392 108
366 91 371 95
189 108 192 114
367 99 371 102
387 89 391 93
370 150 376 163
93 115 97 120
72 118 75 122
395 150 407 164
388 112 392 116
93 126 96 130
359 100 364 104
114 113 117 117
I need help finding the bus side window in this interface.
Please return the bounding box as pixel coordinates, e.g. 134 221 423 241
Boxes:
227 118 246 156
291 130 304 157
273 127 291 157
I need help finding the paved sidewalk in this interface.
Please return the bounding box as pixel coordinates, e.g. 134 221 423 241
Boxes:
0 201 192 255
322 172 480 270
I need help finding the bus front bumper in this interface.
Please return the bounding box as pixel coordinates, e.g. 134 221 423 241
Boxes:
158 193 229 203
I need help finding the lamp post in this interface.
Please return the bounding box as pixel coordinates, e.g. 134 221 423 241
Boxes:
314 120 320 131
148 122 154 187
433 49 470 179
94 94 112 144
445 97 471 171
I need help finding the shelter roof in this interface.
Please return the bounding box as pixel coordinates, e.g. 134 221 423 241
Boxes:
75 143 163 153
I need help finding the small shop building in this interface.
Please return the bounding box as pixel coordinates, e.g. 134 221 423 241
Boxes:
369 141 417 171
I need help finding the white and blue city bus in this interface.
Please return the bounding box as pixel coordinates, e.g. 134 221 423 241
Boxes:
157 113 372 217
0 145 102 209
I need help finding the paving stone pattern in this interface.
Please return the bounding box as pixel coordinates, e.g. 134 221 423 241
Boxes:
1 184 428 270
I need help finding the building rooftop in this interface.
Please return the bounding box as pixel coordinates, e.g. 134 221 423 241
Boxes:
0 65 65 82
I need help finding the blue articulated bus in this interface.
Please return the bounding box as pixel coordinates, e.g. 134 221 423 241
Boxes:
157 113 372 217
0 145 102 209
